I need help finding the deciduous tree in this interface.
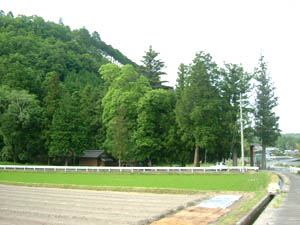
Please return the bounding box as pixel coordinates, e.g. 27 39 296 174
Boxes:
0 87 42 162
101 64 151 164
135 89 176 165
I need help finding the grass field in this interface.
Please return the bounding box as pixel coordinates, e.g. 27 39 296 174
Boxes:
0 171 269 192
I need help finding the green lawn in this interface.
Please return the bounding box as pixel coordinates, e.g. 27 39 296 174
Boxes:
0 171 269 192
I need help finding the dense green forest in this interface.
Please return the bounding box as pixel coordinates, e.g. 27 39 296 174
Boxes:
0 11 281 167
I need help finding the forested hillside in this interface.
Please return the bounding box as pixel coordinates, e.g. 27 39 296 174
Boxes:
0 11 280 167
0 11 135 164
276 133 300 150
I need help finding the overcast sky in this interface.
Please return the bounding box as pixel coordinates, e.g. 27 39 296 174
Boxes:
2 0 300 134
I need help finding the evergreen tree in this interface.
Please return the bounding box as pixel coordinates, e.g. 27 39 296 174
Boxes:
175 52 221 166
42 72 63 162
174 63 195 164
220 63 253 165
49 92 87 165
140 45 167 89
254 56 280 169
79 85 105 149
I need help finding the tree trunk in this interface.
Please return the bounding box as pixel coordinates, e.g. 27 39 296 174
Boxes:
233 148 237 166
262 144 266 169
250 145 254 167
193 146 200 167
72 151 75 165
181 161 185 167
65 158 68 166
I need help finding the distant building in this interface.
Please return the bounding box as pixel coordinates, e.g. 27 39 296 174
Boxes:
266 147 280 154
79 150 116 167
251 144 281 168
284 149 299 156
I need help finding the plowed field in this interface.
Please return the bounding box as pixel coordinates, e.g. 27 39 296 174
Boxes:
0 184 205 225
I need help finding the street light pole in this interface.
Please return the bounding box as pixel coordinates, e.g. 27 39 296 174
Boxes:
240 93 245 172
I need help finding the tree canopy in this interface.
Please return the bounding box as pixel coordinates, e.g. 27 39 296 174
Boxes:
0 11 282 167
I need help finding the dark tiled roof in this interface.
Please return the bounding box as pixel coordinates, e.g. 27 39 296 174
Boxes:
82 150 105 158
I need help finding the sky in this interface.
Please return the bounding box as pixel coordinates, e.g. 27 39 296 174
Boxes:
1 0 300 134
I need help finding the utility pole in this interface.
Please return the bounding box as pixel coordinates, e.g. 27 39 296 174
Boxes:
240 93 245 172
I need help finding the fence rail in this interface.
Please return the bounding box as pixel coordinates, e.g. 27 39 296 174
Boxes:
0 165 259 173
290 167 300 174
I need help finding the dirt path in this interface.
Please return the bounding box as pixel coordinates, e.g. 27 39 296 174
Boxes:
151 207 230 225
0 184 205 225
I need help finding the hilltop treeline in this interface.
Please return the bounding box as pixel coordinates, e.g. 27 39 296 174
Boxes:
0 11 280 167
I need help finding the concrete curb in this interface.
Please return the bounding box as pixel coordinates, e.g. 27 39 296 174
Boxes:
237 172 289 225
252 172 292 225
236 193 273 225
275 172 290 193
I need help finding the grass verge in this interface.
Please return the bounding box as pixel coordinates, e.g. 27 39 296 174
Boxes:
214 172 277 225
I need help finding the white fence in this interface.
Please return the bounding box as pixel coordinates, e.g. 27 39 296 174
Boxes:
0 165 258 173
290 167 300 174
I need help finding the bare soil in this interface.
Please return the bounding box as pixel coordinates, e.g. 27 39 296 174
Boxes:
151 207 230 225
152 192 254 225
0 184 206 225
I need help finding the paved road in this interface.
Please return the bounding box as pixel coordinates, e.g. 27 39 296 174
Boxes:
254 172 300 225
0 184 205 225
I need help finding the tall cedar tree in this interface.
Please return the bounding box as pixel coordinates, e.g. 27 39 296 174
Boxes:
42 72 63 162
140 45 167 89
49 92 87 165
175 52 221 167
220 64 252 165
175 64 195 162
254 56 280 169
